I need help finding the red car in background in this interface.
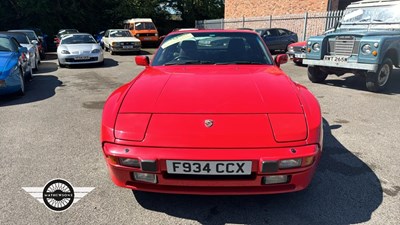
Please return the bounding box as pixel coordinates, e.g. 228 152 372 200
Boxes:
287 41 307 65
101 30 323 195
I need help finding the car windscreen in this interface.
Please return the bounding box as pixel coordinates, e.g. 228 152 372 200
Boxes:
109 30 132 37
152 32 273 66
0 37 13 52
134 22 156 30
12 34 30 44
341 4 400 24
61 35 96 44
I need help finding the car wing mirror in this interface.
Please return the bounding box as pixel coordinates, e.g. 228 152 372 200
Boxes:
31 40 38 45
135 56 150 66
274 54 288 67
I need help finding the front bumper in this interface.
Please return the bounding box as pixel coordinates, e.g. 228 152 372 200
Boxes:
110 46 141 52
58 53 104 65
102 143 322 195
0 71 22 95
303 59 378 72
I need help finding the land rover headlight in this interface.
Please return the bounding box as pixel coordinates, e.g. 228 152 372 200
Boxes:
361 44 372 54
312 43 320 51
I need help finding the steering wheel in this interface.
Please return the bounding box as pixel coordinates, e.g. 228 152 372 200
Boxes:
173 56 191 61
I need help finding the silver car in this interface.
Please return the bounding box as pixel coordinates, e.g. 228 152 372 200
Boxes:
8 30 42 64
57 33 104 67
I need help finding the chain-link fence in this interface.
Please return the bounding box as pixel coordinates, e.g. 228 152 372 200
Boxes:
195 10 344 41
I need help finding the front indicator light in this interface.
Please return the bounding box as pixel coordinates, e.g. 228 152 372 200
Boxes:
307 48 311 53
303 156 315 166
279 159 302 169
133 172 157 183
372 51 378 56
262 175 289 184
119 158 141 168
106 155 118 165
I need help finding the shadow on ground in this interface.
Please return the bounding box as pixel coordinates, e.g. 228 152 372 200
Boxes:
133 119 382 225
0 75 63 106
318 69 400 94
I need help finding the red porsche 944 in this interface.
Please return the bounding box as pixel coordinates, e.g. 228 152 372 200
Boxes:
101 30 323 195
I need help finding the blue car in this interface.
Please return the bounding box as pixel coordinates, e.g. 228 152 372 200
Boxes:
256 28 298 53
0 34 29 96
94 31 105 48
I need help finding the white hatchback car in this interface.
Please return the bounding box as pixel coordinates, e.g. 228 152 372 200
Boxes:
102 29 141 55
57 33 104 67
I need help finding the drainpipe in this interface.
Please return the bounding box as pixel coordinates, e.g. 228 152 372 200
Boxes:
328 0 332 11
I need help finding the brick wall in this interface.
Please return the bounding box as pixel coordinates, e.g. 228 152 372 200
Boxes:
225 0 331 18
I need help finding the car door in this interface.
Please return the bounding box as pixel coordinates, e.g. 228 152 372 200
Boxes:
262 29 280 51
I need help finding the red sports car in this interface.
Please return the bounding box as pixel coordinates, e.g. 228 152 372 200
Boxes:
101 30 323 195
287 41 307 65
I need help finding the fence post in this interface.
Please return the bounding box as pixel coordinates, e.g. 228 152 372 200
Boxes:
242 16 245 28
221 18 224 29
269 15 272 28
303 12 308 41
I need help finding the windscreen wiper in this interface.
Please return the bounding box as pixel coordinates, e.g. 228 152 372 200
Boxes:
215 61 264 65
164 60 214 65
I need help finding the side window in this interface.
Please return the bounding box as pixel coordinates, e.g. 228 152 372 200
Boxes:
10 38 20 51
269 29 279 37
104 30 110 37
278 29 288 36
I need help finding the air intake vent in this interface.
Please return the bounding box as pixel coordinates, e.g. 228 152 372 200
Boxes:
334 36 355 56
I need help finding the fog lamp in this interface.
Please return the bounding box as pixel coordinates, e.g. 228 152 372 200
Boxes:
262 175 289 184
133 172 157 183
279 158 302 169
119 158 141 168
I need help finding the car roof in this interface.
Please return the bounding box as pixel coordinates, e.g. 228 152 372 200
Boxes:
8 29 35 33
61 33 92 37
0 34 12 39
0 31 28 36
107 29 130 31
170 29 259 35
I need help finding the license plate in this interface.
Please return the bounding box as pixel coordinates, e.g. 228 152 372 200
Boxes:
324 55 348 62
123 45 134 49
166 160 252 175
295 53 306 58
143 37 151 40
74 56 90 60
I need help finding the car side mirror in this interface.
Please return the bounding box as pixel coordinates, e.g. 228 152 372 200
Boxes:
31 40 38 45
135 56 150 66
274 54 288 67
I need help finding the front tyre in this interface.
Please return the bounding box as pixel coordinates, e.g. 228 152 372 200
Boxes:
16 68 25 96
308 66 328 83
58 60 66 68
366 58 392 92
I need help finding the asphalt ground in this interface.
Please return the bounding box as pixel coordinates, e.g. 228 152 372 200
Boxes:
0 49 399 225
